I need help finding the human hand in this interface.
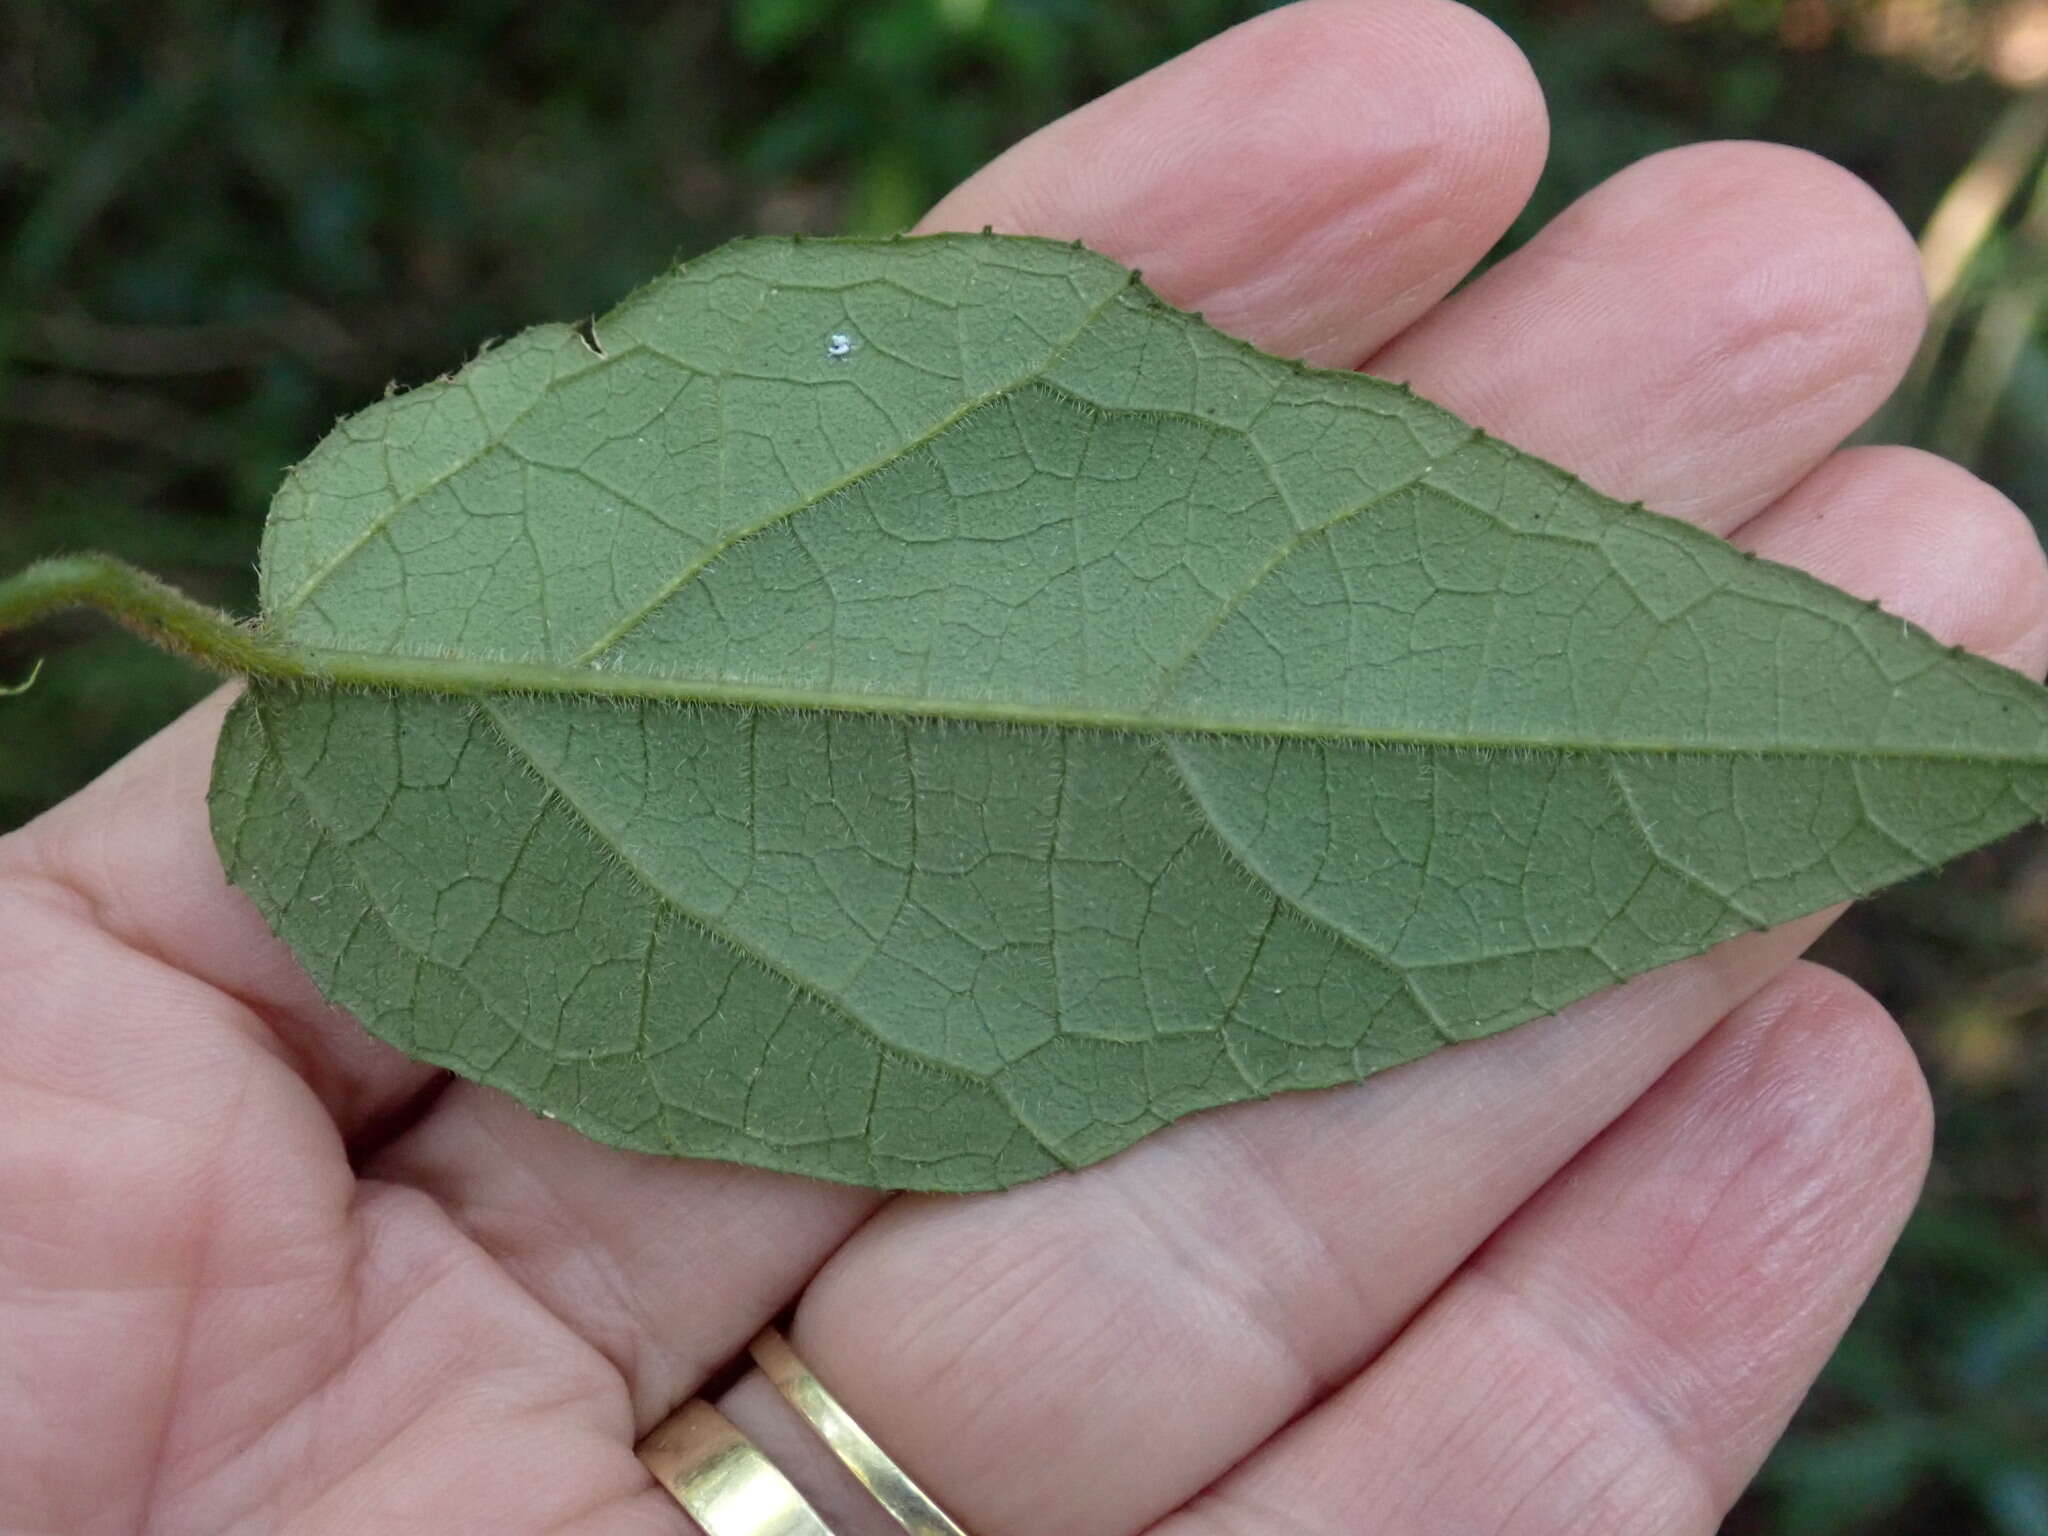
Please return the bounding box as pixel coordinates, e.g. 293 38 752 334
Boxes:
8 4 2044 1533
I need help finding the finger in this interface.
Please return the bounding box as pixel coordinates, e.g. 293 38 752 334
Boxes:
0 871 361 1526
921 0 1548 365
366 1086 879 1427
1368 140 1928 532
0 733 697 1536
1733 444 2048 677
1149 963 1931 1536
2 688 438 1134
361 0 1552 1429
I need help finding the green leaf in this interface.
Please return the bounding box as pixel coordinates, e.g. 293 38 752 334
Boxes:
196 232 2048 1191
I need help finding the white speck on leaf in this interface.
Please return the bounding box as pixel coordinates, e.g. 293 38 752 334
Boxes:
825 331 858 360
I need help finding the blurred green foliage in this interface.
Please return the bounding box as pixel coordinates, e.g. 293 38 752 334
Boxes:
3 1 2045 1529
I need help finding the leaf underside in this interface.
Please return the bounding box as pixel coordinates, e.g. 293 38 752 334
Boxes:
208 232 2048 1192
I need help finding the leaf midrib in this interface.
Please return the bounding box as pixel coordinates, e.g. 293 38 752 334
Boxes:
242 652 2047 769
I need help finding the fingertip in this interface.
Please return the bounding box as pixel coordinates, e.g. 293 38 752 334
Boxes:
1739 444 2048 677
922 0 1550 362
1471 960 1931 1506
1375 138 1929 527
1655 140 1928 387
1219 0 1551 205
1539 960 1931 1319
1530 139 1924 325
1706 960 1933 1209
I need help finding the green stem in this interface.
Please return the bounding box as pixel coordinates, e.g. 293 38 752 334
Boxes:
0 554 306 680
0 658 43 696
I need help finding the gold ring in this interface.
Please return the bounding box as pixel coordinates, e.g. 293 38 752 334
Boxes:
750 1326 971 1536
637 1399 835 1535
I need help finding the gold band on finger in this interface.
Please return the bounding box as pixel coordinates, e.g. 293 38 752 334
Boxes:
637 1399 835 1536
750 1326 971 1536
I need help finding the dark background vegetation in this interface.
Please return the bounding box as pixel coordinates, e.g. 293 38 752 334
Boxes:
3 0 2045 1527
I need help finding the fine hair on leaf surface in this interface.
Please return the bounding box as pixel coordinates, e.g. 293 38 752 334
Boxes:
7 232 2048 1192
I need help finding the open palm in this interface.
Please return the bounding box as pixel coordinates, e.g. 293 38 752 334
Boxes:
9 5 2045 1533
